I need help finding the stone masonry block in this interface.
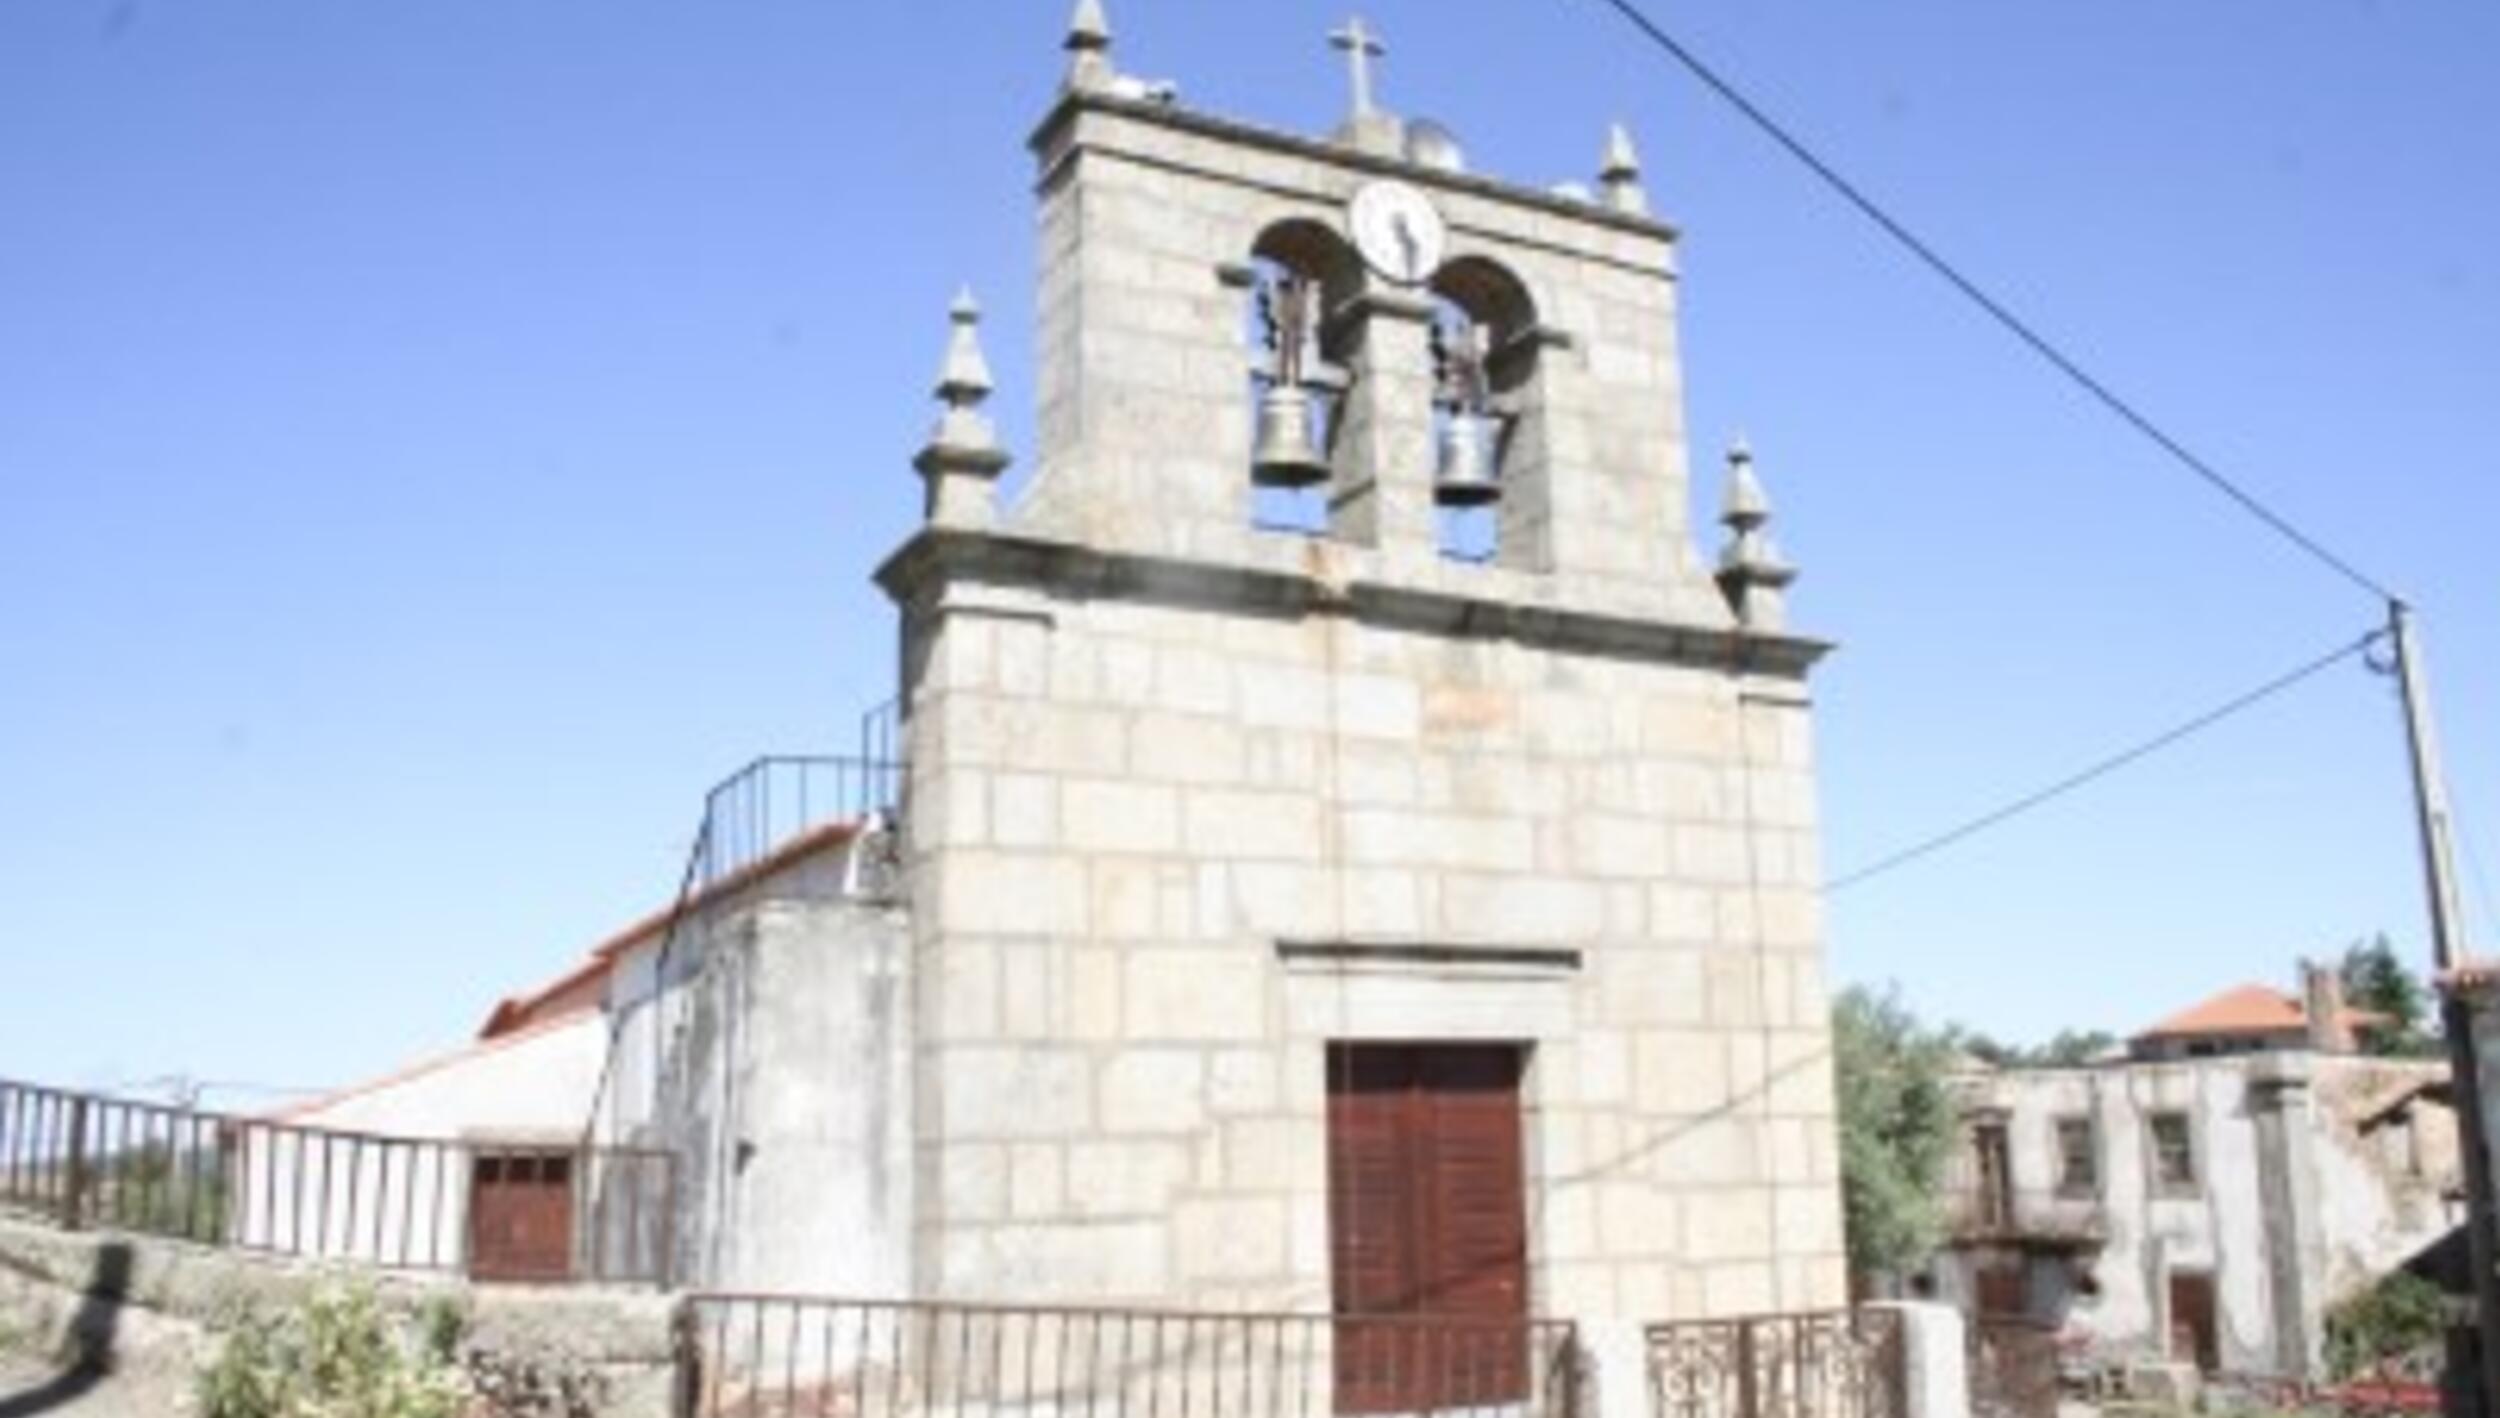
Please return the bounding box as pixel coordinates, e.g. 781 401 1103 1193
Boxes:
1185 790 1322 862
943 1142 1008 1222
1130 712 1246 784
1125 948 1266 1041
942 1047 1094 1139
939 852 1087 937
1011 1143 1065 1219
1209 1049 1279 1114
991 774 1059 849
1099 1047 1210 1131
1069 946 1123 1041
1091 858 1160 941
1066 1139 1192 1218
1061 777 1180 853
1684 1189 1773 1261
1438 875 1603 946
1634 1029 1731 1115
1173 1196 1289 1282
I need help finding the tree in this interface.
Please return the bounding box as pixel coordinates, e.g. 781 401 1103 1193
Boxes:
2341 934 2441 1058
1953 1027 2116 1069
1833 985 1961 1281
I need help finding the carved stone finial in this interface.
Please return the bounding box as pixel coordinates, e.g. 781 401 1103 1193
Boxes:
1715 439 1796 632
1599 121 1648 216
915 287 1011 528
1065 0 1114 93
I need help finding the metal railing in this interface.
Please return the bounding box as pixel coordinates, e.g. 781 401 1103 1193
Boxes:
696 754 902 896
681 1296 1582 1418
0 1076 674 1285
1647 1310 1903 1418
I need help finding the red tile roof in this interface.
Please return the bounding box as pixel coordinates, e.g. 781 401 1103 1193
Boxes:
2133 982 2389 1042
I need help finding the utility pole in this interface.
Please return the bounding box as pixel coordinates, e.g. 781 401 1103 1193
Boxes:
2389 598 2500 1418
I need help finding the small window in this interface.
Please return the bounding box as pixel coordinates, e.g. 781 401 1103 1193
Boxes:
2150 1112 2195 1190
1971 1121 2013 1227
2055 1117 2098 1195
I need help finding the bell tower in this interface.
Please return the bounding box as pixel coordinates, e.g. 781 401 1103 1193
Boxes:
880 2 1845 1348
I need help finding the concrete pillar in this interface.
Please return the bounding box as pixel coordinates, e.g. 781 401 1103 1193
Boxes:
1864 1301 1971 1418
2249 1052 2325 1379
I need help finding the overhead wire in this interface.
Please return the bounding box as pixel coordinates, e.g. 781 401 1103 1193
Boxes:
1576 0 2398 605
1825 627 2386 894
2454 801 2500 952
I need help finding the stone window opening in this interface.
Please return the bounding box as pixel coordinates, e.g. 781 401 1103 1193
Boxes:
2054 1115 2098 1196
1971 1118 2013 1228
1244 221 1360 535
2149 1111 2196 1192
1425 257 1545 569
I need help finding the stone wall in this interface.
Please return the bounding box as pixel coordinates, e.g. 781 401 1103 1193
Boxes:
0 1211 678 1416
891 558 1844 1320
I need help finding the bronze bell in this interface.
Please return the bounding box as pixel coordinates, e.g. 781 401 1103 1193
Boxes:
1251 384 1328 488
1434 409 1499 506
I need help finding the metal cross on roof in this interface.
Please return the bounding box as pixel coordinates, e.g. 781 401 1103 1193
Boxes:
1329 16 1385 120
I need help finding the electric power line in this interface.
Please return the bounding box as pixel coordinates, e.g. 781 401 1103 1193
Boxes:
2454 802 2500 950
1578 0 2397 605
1826 627 2386 893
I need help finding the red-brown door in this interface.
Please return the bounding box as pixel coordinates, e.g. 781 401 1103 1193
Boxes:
2168 1270 2218 1372
468 1152 575 1282
1327 1043 1529 1414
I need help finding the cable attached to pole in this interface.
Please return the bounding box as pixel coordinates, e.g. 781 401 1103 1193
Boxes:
1577 0 2397 604
1827 627 2386 893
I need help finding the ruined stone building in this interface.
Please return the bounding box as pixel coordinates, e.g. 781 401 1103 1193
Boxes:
1933 966 2462 1381
274 1 1850 1362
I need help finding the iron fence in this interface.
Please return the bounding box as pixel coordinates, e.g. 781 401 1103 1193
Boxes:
681 1296 1582 1418
1646 1310 1903 1418
0 1076 673 1285
697 754 903 894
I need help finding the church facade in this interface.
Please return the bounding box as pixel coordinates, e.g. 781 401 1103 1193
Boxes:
874 4 1845 1328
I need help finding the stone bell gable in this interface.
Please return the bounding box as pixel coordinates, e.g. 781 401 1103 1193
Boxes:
877 5 1844 1327
1015 90 1727 626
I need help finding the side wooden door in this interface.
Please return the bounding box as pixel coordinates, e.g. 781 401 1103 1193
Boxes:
468 1151 575 1282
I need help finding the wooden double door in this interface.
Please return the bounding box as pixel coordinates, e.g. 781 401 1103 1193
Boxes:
1327 1043 1530 1414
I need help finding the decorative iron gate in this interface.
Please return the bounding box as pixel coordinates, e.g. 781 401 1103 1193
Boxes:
1647 1310 1905 1418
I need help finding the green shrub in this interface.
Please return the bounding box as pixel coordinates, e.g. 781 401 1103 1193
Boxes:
2324 1272 2448 1381
196 1282 470 1418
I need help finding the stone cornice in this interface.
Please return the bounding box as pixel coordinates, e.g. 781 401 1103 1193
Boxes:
1028 90 1681 246
875 527 1831 680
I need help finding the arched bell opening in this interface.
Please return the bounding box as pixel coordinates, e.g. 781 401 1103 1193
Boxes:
1424 257 1538 565
1420 257 1544 566
1243 220 1361 535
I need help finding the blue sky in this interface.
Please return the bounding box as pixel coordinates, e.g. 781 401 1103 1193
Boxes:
2 1 2492 1099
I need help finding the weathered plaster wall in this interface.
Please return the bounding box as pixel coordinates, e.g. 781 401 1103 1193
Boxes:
600 875 914 1299
1940 1053 2455 1379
